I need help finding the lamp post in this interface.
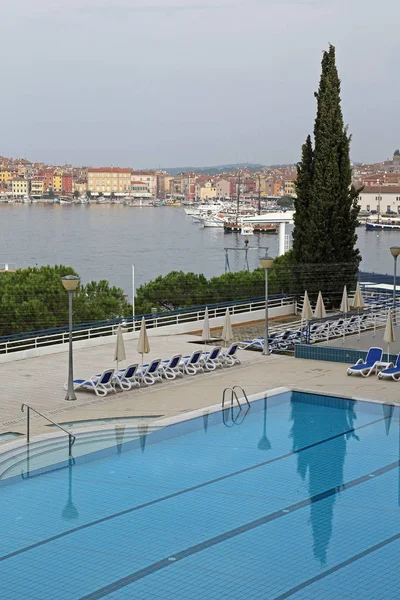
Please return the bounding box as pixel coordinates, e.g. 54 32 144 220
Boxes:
259 252 274 356
390 247 400 323
62 275 80 401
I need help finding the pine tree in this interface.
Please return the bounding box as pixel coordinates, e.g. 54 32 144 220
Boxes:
292 45 361 299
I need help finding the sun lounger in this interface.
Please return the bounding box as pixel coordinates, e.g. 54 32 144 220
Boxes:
201 346 222 371
115 363 140 390
346 347 383 377
69 368 116 396
378 354 400 381
137 358 163 385
220 342 241 366
158 354 183 380
179 350 204 375
242 338 264 350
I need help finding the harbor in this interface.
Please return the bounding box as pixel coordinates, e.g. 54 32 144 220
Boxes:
0 203 398 293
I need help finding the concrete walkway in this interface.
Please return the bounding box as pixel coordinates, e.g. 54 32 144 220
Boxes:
0 332 399 441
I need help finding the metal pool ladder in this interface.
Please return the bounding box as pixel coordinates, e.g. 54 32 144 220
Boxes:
222 386 250 410
21 403 76 456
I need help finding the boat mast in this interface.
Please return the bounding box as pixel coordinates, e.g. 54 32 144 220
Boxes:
377 178 381 224
257 174 261 215
235 171 241 226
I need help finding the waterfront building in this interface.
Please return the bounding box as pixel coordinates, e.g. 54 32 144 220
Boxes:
39 169 55 193
158 174 173 198
73 179 87 195
30 176 45 197
284 179 296 196
215 178 231 199
198 180 217 200
87 167 132 194
10 177 29 198
131 171 157 197
0 168 18 186
358 186 400 214
274 180 284 196
61 174 73 194
257 175 275 197
131 181 151 197
53 172 63 194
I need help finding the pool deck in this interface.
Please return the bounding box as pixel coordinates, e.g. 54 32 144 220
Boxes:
0 333 399 439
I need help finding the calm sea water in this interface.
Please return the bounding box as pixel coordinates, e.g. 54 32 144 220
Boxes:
0 204 397 298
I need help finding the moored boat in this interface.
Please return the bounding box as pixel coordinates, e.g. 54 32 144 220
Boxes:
224 222 278 234
366 221 400 231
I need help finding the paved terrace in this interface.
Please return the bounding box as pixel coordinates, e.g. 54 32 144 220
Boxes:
325 325 400 354
0 332 399 440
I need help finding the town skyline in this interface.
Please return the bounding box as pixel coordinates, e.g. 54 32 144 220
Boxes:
1 148 399 202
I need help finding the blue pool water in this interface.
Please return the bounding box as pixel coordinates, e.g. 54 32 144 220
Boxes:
1 392 399 599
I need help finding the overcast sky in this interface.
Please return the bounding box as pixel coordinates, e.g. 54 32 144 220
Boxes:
1 0 399 168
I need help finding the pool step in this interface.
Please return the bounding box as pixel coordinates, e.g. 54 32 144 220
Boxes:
0 425 158 481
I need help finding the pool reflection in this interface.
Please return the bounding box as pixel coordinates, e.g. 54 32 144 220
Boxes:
291 393 358 565
62 459 79 521
258 398 272 451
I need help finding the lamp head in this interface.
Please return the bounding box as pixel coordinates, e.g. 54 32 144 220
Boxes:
62 275 80 292
259 251 273 270
390 246 400 258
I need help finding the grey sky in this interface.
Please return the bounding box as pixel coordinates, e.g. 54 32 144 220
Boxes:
2 0 399 167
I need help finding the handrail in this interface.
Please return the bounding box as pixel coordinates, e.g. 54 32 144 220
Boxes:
222 387 250 410
232 386 251 408
21 404 76 456
222 388 241 410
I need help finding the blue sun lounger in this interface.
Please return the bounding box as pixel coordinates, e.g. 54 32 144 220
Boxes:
69 368 116 396
137 358 162 386
220 342 241 366
115 364 140 390
346 347 383 377
179 350 204 375
378 354 400 381
201 346 223 371
159 354 183 380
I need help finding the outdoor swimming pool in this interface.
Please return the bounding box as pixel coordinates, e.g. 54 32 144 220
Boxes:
0 391 399 599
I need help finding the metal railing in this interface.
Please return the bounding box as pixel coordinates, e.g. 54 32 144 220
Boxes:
0 295 295 356
222 387 251 426
21 404 76 456
222 386 251 410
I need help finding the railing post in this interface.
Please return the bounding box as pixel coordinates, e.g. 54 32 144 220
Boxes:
27 406 30 444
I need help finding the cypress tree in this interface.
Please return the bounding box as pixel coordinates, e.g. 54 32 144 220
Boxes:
293 45 361 298
293 135 313 263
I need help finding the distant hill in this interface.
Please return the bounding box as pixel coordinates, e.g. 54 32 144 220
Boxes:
163 163 266 176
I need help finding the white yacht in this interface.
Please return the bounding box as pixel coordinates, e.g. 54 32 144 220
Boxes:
198 215 225 228
184 200 227 216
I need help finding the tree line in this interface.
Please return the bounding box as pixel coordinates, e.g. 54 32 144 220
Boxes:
0 265 131 336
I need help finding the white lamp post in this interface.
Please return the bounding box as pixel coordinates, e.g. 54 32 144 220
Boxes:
62 275 80 401
259 252 274 356
390 246 400 323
